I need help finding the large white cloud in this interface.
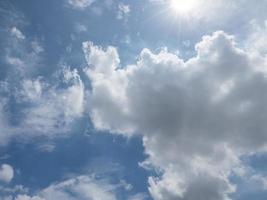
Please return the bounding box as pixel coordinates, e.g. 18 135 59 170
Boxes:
83 31 267 199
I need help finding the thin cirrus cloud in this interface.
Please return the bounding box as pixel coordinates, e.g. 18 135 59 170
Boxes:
0 25 86 145
0 67 85 145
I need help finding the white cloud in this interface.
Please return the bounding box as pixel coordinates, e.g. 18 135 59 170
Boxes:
0 67 85 146
10 27 25 40
117 3 130 20
0 164 14 183
14 194 45 200
5 30 44 76
0 162 140 200
31 41 44 54
0 18 86 146
83 31 267 199
37 143 56 153
68 0 95 10
2 196 12 200
4 175 136 200
22 79 42 101
15 195 44 200
39 176 117 200
245 20 267 55
20 67 85 136
5 56 25 68
250 174 267 190
0 184 28 194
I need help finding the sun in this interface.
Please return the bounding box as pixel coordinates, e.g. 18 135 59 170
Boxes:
170 0 198 14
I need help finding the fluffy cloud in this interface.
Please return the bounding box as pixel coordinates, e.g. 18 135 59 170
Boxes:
0 164 14 183
83 31 267 199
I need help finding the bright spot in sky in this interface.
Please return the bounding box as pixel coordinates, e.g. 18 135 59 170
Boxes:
170 0 198 14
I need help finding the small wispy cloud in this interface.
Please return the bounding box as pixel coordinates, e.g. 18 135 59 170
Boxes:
0 172 143 200
10 27 25 40
117 3 130 21
67 0 95 10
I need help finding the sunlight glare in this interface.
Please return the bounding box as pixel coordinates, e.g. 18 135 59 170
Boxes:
170 0 198 14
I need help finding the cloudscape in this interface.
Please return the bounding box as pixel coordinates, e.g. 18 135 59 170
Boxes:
1 0 267 199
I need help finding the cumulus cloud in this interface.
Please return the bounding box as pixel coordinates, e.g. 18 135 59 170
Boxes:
0 164 14 183
83 31 267 199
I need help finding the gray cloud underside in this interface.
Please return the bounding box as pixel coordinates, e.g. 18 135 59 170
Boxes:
83 31 267 200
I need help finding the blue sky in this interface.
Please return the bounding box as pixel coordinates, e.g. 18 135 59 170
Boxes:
1 0 267 199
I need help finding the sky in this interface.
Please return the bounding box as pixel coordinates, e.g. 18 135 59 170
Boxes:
1 0 267 199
